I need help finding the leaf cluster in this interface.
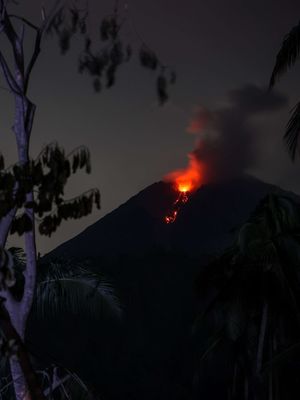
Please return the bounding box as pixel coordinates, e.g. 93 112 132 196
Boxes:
0 247 26 304
0 247 16 290
44 3 175 103
0 144 100 237
39 189 100 237
46 5 88 53
34 257 122 320
46 4 131 92
0 336 18 358
139 45 176 104
78 38 131 91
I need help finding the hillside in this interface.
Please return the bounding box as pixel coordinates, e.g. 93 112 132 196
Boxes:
29 174 296 399
46 174 285 260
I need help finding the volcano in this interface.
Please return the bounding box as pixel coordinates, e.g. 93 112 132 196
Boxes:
45 174 293 261
34 175 298 400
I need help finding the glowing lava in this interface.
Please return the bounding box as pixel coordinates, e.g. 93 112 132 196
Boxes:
165 210 178 224
165 191 189 224
164 154 204 224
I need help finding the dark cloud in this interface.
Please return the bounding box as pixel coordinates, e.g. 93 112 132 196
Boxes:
189 85 288 183
229 84 287 115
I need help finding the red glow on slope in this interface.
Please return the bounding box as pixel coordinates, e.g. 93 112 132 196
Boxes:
164 154 204 224
165 210 178 224
167 154 203 194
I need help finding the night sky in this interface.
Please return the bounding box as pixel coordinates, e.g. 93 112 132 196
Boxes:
2 0 300 254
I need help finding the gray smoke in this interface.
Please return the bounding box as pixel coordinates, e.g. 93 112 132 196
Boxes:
187 84 288 183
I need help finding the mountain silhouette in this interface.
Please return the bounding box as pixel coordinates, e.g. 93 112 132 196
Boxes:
31 174 298 399
46 174 290 261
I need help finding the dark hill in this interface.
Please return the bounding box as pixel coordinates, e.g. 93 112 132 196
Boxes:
46 174 288 260
30 175 297 399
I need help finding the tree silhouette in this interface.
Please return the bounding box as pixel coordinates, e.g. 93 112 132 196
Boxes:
194 194 300 399
0 250 121 399
0 1 175 399
270 20 300 160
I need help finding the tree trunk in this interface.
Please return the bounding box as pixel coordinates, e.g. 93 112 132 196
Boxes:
244 376 249 400
232 362 237 398
254 301 268 400
268 335 273 400
0 8 41 400
256 302 268 375
0 305 45 400
4 70 39 399
9 358 32 400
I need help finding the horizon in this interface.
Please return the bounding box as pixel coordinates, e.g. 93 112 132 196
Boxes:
2 0 300 255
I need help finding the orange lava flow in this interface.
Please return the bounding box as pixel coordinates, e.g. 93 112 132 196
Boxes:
164 155 204 224
166 154 203 194
165 191 189 224
165 210 178 224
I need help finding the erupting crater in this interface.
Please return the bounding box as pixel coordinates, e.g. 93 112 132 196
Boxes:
164 154 204 224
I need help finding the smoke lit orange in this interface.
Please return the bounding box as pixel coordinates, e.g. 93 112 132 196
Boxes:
164 154 204 223
166 154 203 194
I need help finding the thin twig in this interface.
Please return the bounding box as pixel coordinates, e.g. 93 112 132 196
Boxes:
8 14 39 31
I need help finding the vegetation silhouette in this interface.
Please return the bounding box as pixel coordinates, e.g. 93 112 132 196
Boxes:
193 194 300 399
270 20 300 160
0 1 174 399
1 250 121 399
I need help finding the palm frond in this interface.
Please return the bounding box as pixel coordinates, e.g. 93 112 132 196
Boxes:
270 21 300 88
34 260 122 320
199 331 223 361
247 194 300 236
7 247 26 265
277 195 300 228
284 102 300 160
262 341 300 375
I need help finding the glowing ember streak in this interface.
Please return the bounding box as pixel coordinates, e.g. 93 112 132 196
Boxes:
165 210 178 224
175 191 189 204
165 191 190 224
164 154 204 224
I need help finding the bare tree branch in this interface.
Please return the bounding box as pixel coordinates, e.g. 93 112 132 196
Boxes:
43 373 71 397
8 15 39 31
0 51 21 94
24 100 36 139
23 26 41 93
1 8 25 78
24 0 64 91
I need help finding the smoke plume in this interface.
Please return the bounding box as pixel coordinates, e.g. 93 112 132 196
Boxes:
186 84 288 183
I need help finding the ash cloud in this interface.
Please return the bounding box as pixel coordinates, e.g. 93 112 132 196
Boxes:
187 84 288 183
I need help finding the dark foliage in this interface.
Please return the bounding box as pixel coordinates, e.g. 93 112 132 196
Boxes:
45 2 175 104
157 74 168 105
269 21 300 88
28 250 199 400
270 21 300 159
139 46 158 70
0 247 16 290
0 144 100 237
139 45 176 104
193 194 300 399
284 102 300 160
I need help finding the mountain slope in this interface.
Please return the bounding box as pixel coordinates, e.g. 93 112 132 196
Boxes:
46 174 288 260
33 174 298 399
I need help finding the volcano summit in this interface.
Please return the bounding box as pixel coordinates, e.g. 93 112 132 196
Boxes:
36 174 299 400
46 174 293 261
